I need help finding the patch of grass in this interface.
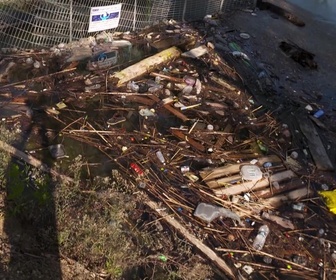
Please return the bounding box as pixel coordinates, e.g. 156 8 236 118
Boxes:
0 123 215 279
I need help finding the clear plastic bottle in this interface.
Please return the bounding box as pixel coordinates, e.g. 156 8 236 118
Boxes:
156 150 166 165
252 225 269 250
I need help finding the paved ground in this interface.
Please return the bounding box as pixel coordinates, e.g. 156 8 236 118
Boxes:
226 0 336 116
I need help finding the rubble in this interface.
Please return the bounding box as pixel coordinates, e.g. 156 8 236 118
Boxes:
1 11 336 280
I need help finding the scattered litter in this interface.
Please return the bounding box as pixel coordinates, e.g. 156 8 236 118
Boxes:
48 144 67 159
313 109 324 118
194 203 241 225
319 190 336 214
240 165 263 181
182 45 208 58
252 224 269 250
239 32 250 39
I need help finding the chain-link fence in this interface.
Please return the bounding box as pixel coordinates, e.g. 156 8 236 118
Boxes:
0 0 255 49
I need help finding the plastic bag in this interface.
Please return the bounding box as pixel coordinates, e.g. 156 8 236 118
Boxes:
194 203 242 225
319 190 336 214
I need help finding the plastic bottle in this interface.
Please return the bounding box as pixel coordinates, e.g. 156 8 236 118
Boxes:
292 255 307 266
130 162 144 176
252 225 269 250
156 150 166 165
127 81 139 92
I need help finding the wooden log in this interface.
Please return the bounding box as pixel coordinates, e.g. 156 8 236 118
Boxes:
0 67 77 90
0 140 73 183
200 155 282 182
161 104 190 122
148 94 189 122
150 72 184 84
170 128 206 152
208 74 237 92
145 199 235 279
213 170 296 197
264 187 313 207
124 95 156 106
299 117 334 171
110 46 181 87
253 177 305 199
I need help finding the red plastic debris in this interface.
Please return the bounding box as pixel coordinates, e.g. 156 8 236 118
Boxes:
130 162 144 176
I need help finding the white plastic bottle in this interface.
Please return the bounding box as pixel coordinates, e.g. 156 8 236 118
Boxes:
252 225 269 250
156 150 166 165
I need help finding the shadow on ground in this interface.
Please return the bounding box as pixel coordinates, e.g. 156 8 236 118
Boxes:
1 101 62 279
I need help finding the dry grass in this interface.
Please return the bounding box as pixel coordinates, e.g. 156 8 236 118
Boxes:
0 124 214 279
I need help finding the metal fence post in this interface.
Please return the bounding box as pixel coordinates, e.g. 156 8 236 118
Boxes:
133 0 137 31
220 0 225 12
182 0 187 22
69 0 73 42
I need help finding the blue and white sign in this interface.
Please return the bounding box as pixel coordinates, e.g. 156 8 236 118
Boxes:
88 4 122 32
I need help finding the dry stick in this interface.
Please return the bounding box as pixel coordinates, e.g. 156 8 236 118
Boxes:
86 122 113 148
150 72 184 83
0 140 73 183
286 228 318 234
191 131 235 135
0 67 77 90
295 233 336 246
67 129 134 135
145 199 236 279
100 92 156 96
162 192 193 211
53 116 84 141
216 248 317 273
238 260 316 278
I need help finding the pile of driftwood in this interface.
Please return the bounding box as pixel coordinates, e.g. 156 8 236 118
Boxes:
0 18 335 280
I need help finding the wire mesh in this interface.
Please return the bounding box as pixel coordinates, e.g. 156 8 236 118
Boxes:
0 0 255 49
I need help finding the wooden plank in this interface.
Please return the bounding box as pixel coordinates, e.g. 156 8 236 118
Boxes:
253 178 305 199
264 187 313 207
204 166 286 189
299 117 334 171
145 200 235 279
110 46 181 87
125 96 156 106
206 174 242 189
170 129 206 152
148 94 189 122
213 170 296 197
200 155 283 182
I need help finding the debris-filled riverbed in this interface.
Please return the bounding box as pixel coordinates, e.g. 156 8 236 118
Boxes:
1 2 336 279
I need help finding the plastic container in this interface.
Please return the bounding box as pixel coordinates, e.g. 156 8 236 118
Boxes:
252 225 269 250
313 109 324 118
194 203 241 224
48 144 66 159
127 81 139 92
156 150 166 165
292 255 307 266
240 165 263 181
207 124 214 131
292 202 306 212
263 256 272 264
